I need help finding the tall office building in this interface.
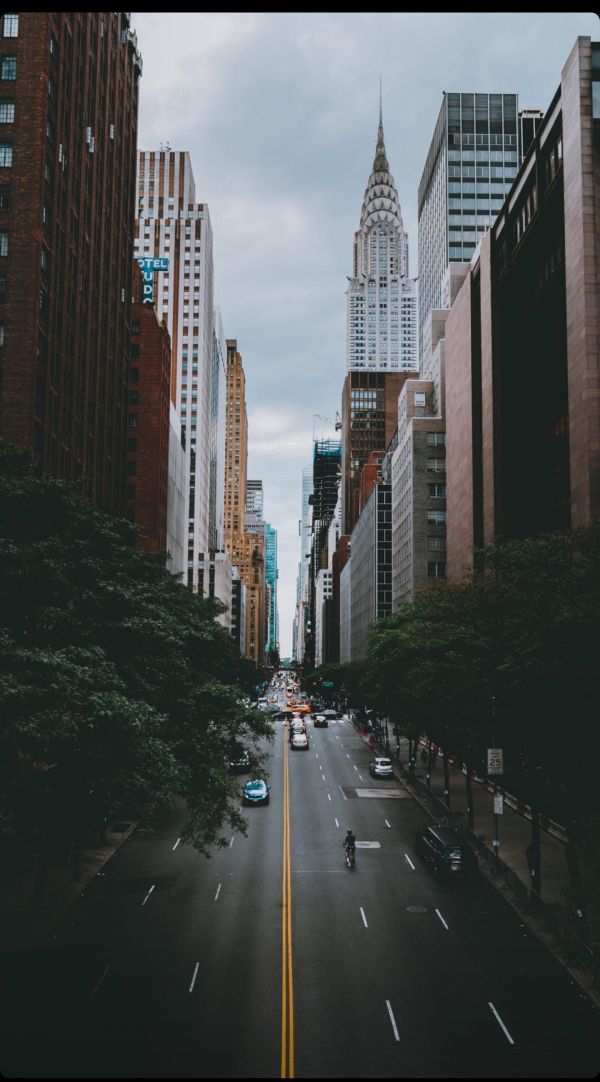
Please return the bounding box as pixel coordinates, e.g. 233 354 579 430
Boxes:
445 37 600 574
134 149 214 592
293 465 313 662
246 479 263 518
209 307 226 552
341 370 409 535
224 339 265 664
265 523 278 654
346 105 418 373
0 12 142 512
418 91 526 358
305 439 341 669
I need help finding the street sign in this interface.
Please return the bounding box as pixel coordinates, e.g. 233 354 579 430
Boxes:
322 681 334 688
494 793 504 815
487 747 503 775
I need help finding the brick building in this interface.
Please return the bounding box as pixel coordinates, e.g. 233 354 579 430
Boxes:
341 371 409 536
126 263 171 555
0 12 142 513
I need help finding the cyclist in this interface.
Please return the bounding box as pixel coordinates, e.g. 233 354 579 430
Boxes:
343 829 356 855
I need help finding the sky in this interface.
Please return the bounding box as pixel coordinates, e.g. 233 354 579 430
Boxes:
132 11 599 656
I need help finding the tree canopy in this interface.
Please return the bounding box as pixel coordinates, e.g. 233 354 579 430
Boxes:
0 440 272 872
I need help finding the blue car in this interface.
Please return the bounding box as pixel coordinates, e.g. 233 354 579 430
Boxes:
243 779 270 806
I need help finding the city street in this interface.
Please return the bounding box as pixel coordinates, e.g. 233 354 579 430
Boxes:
1 712 599 1079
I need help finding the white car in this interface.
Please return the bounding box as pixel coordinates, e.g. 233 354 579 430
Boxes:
369 757 394 778
291 732 309 750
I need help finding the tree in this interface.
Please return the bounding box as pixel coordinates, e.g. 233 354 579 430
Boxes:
0 439 273 885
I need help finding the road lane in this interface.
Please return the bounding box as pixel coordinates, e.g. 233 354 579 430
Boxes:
1 706 599 1079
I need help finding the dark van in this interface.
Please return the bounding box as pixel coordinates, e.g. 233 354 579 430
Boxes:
414 824 478 880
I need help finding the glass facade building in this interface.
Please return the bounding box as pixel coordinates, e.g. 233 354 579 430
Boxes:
418 92 521 358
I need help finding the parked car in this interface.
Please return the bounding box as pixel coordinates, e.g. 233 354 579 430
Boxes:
369 756 394 778
313 714 329 728
242 779 270 806
322 709 341 720
229 750 251 774
291 732 309 751
414 824 478 880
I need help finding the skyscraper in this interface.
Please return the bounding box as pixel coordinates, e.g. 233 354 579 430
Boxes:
346 104 418 373
265 523 278 655
246 479 264 518
417 91 522 357
0 12 142 512
224 339 265 664
134 149 214 592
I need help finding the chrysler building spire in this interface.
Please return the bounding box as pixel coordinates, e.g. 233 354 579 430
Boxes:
346 101 418 373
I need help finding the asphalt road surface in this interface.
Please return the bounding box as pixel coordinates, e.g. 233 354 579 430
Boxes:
1 705 600 1078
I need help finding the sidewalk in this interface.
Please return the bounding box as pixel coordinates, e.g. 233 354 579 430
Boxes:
349 716 600 1008
0 821 136 954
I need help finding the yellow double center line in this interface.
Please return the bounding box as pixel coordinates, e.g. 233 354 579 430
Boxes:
281 732 294 1078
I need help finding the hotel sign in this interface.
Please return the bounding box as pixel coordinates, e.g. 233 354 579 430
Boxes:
137 257 169 304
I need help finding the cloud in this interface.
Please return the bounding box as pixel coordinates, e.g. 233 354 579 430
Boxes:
132 10 600 653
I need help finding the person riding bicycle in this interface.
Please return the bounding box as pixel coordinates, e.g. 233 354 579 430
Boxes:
343 829 356 854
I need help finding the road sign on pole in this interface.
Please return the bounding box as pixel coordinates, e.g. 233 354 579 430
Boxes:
494 793 504 815
487 748 503 775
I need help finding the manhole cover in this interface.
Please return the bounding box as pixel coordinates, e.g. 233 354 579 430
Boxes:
406 905 428 913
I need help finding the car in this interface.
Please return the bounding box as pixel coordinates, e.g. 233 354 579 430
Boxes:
242 779 270 806
229 750 251 773
414 825 478 880
291 732 309 750
313 713 329 728
322 709 341 720
369 756 394 778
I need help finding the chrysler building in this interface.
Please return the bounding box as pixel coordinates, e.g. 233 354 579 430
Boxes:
346 103 418 371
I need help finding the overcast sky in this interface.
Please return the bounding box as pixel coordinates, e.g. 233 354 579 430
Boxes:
132 11 599 656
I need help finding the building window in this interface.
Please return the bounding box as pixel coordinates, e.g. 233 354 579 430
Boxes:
127 484 136 500
131 319 140 335
0 321 4 346
128 414 138 429
129 366 139 382
0 142 12 166
0 230 7 256
0 56 16 80
3 15 18 38
127 460 136 475
414 392 426 407
0 99 14 123
428 562 446 579
0 273 6 301
127 437 137 451
131 342 140 359
427 484 446 499
128 390 139 404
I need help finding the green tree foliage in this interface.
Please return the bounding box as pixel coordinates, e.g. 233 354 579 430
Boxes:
0 441 272 872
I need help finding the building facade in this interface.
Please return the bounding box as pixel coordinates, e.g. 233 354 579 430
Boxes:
445 37 600 576
341 370 409 536
348 482 392 660
0 12 142 512
223 338 265 664
265 523 278 655
418 91 524 361
134 149 214 592
346 107 418 373
127 265 171 556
